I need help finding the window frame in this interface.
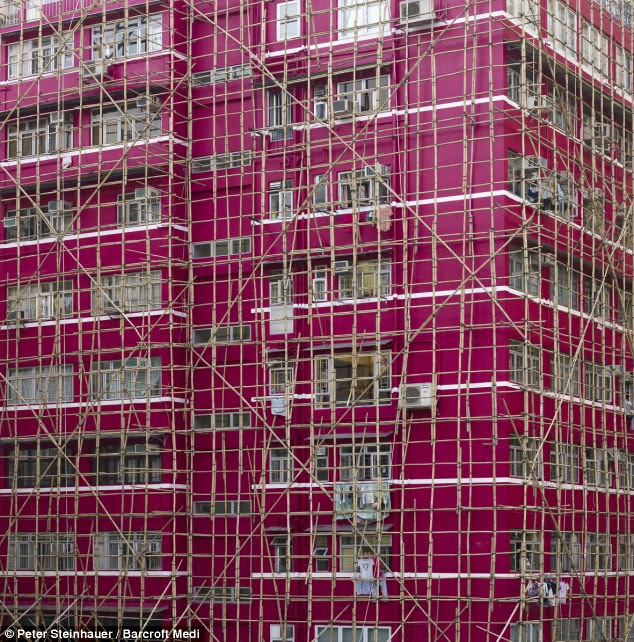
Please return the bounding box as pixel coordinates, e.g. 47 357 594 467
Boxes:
276 1 301 40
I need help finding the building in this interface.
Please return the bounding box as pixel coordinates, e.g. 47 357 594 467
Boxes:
0 0 633 640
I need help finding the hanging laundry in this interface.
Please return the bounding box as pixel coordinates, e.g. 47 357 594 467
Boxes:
356 557 376 596
557 581 570 605
526 580 540 598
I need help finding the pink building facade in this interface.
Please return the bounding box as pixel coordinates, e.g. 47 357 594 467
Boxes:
0 0 633 641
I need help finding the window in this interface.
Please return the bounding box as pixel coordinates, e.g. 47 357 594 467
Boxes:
91 100 161 146
584 362 611 402
585 618 611 640
337 0 390 38
213 500 251 515
192 237 251 259
5 202 73 244
553 619 580 641
8 35 74 80
509 341 541 387
617 47 633 94
510 436 543 479
192 64 251 86
7 364 73 405
273 536 292 572
192 325 251 344
548 85 577 137
510 531 542 572
7 280 72 321
93 443 162 485
509 622 542 642
269 180 294 219
550 353 580 397
585 447 612 487
617 290 633 328
313 536 329 571
313 174 328 206
507 64 540 108
547 0 577 59
583 188 607 233
618 450 634 489
337 76 390 114
339 533 392 572
582 22 609 77
117 188 161 226
269 270 294 306
314 85 328 119
315 626 390 642
276 1 300 40
551 532 581 573
315 352 391 407
509 247 541 297
92 15 162 60
192 150 251 173
193 412 251 430
621 618 634 642
92 270 161 313
90 357 161 401
550 262 579 310
211 586 251 603
9 446 73 488
340 443 391 481
339 165 390 208
313 446 329 482
310 270 328 303
267 91 293 141
583 279 611 321
94 532 162 571
271 625 295 642
270 448 292 483
7 113 73 158
269 360 293 395
618 535 634 571
336 259 391 300
8 533 75 571
585 533 611 570
550 442 580 483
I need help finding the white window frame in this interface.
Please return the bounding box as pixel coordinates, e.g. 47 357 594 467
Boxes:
6 364 73 405
8 533 75 571
92 270 161 313
337 0 390 38
549 441 580 483
509 341 541 387
509 622 542 642
547 0 577 59
271 625 295 642
91 14 162 60
269 270 294 306
550 262 580 310
336 259 391 300
336 75 390 114
339 443 391 481
338 165 391 207
617 46 633 94
510 435 543 479
269 360 293 396
4 202 73 244
272 535 292 573
509 247 541 297
312 270 328 302
276 1 300 40
8 280 73 321
7 113 73 158
270 447 292 483
94 532 162 571
267 90 293 141
551 532 581 573
582 22 609 78
510 530 543 572
90 357 162 401
584 361 612 403
91 101 161 146
339 533 392 572
269 180 294 219
314 351 391 407
315 626 391 642
8 35 74 80
550 352 580 397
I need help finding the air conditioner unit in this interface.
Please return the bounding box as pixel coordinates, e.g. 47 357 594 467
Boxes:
400 383 434 409
82 60 110 82
4 217 16 228
400 0 435 23
49 112 61 124
596 123 611 138
332 99 354 117
541 252 556 266
7 310 25 322
333 260 351 272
